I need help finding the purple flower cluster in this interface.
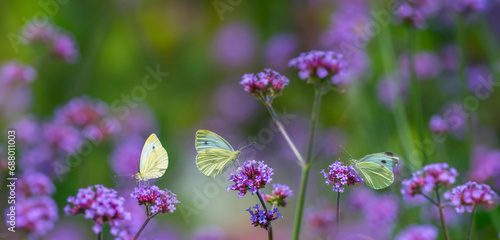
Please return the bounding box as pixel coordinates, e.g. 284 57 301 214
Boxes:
246 204 283 232
395 224 438 240
394 0 442 28
55 96 120 141
15 196 59 236
306 206 336 235
376 76 408 109
429 115 448 134
320 161 360 192
444 181 498 213
18 170 55 197
288 51 347 84
130 185 180 214
401 163 458 198
239 69 289 102
0 61 37 86
451 0 488 13
400 52 441 80
262 183 293 207
469 146 500 185
64 185 131 236
227 160 274 198
22 20 79 63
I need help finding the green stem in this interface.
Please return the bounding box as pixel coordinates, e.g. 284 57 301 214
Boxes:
436 188 450 240
292 166 311 240
97 232 101 240
408 26 426 165
292 87 323 240
257 191 273 240
134 212 159 240
467 206 477 240
263 100 305 167
420 192 439 207
336 192 341 232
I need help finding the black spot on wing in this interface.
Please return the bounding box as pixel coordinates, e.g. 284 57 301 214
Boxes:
385 152 394 156
205 141 208 145
381 160 387 164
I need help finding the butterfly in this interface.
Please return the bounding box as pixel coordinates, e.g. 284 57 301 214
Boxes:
350 152 399 190
135 133 169 182
195 130 241 178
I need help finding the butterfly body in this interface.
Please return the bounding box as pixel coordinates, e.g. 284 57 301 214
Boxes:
135 133 169 181
351 152 399 190
195 130 240 178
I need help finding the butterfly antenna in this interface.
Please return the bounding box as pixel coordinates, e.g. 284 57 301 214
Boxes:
240 141 256 150
114 174 135 178
339 145 354 159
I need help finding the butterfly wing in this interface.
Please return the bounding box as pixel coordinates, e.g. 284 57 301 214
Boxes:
196 149 237 178
138 134 169 181
358 152 399 169
354 162 394 190
195 130 235 153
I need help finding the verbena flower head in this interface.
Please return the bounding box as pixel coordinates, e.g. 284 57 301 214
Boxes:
64 185 131 236
288 50 347 84
240 69 289 102
444 181 498 213
394 0 441 28
429 115 448 134
246 204 283 232
0 61 37 86
52 33 79 63
376 75 408 109
22 21 55 44
262 183 293 207
42 121 83 154
18 170 55 197
469 146 500 184
395 224 438 240
264 33 299 71
321 161 360 192
55 96 120 141
400 52 441 80
15 196 59 237
451 0 488 13
227 160 274 198
401 163 458 198
130 185 180 214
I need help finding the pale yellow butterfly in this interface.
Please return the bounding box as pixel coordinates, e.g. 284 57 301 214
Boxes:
195 130 241 178
135 133 169 181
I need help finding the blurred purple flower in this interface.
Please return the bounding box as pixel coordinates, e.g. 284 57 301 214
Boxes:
306 205 335 236
131 185 180 214
321 161 360 192
213 83 258 125
42 121 83 154
64 185 131 236
262 183 293 207
52 33 79 63
113 194 151 240
55 96 120 141
117 106 158 138
469 146 500 184
331 51 370 88
111 136 144 175
347 187 375 210
467 65 493 94
240 69 289 102
440 45 458 72
22 21 55 44
317 128 346 159
19 143 54 174
11 114 40 146
264 33 299 71
0 85 33 118
444 181 498 213
289 50 347 84
0 61 37 86
211 22 256 68
363 194 399 237
18 170 55 197
401 163 458 199
246 204 283 232
395 224 438 240
227 160 274 198
46 222 89 240
429 115 448 134
376 76 408 109
442 103 468 136
400 52 441 80
451 0 488 13
191 226 225 240
395 0 442 28
15 196 59 237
